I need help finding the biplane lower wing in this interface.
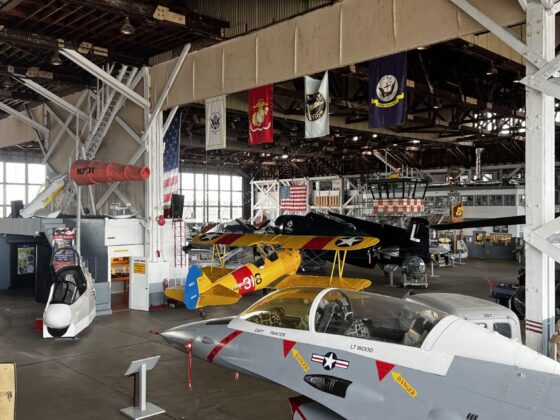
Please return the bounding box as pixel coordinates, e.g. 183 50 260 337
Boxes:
275 274 371 291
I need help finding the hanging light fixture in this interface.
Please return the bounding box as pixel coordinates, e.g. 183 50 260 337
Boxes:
486 61 498 76
120 16 135 35
50 51 62 66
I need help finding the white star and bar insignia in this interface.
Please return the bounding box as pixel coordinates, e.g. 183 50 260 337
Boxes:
311 352 349 370
334 237 363 248
199 232 223 241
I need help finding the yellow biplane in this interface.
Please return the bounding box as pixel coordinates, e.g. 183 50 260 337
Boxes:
164 233 379 315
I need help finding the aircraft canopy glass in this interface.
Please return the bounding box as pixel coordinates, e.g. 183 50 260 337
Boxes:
51 268 87 305
315 290 447 347
240 287 447 347
240 287 323 331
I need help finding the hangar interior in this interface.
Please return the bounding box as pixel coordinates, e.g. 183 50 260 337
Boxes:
0 1 560 419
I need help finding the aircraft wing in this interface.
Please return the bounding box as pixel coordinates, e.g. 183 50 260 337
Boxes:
432 215 527 230
275 274 371 291
192 233 379 251
328 212 409 247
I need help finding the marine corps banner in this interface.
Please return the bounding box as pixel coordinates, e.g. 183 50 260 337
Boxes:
368 52 407 128
205 95 227 150
305 72 329 138
248 84 273 145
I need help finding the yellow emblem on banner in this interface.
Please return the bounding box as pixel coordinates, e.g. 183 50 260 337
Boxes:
291 349 309 372
371 92 405 108
391 371 417 398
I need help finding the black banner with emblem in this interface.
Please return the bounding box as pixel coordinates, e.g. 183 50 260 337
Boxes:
368 52 407 128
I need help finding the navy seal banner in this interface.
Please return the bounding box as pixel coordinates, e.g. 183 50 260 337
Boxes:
305 72 329 138
205 95 227 150
368 52 407 128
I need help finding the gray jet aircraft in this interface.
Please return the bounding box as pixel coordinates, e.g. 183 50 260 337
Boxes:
162 287 560 419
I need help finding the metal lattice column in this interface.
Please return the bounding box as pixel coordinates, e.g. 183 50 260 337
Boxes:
173 219 186 268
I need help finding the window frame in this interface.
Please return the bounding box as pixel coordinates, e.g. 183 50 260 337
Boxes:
179 171 244 223
0 159 46 218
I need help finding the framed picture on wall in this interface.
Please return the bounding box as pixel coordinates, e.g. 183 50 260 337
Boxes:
17 245 35 275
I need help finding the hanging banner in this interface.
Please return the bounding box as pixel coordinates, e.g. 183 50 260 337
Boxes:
51 227 76 271
205 95 227 150
368 52 407 128
248 85 273 145
305 72 329 138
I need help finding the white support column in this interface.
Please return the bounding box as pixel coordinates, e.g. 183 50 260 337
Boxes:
525 0 556 354
146 112 164 261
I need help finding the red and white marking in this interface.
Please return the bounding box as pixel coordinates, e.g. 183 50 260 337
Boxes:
311 353 349 370
526 319 543 334
231 266 257 295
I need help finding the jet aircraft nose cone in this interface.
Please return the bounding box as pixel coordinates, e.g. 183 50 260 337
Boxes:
161 324 200 350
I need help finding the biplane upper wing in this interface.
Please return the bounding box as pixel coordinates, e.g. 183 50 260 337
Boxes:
192 233 379 251
275 274 371 291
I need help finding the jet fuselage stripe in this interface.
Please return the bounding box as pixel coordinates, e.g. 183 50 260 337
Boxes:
207 329 243 363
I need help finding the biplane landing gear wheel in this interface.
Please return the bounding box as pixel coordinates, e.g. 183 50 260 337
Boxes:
199 310 207 319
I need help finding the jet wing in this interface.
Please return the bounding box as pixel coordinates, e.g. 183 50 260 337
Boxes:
192 233 379 251
275 274 371 291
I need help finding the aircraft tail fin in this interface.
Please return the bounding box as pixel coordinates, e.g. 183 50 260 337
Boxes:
183 265 240 310
183 265 212 310
406 218 430 261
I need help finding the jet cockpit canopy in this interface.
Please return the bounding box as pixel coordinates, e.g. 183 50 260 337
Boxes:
240 287 447 347
50 248 88 305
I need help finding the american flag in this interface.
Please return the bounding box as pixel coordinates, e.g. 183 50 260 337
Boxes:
163 113 181 207
280 184 308 212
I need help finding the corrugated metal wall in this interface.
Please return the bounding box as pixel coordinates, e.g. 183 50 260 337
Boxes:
187 0 334 37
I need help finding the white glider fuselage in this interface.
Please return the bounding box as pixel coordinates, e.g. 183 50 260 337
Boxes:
43 263 96 339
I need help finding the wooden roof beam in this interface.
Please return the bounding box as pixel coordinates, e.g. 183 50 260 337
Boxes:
69 0 229 39
0 24 147 66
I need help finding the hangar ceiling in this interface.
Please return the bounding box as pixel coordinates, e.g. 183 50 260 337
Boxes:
0 0 543 179
180 38 529 179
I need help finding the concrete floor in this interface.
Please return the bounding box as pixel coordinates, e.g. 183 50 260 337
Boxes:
0 259 520 420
